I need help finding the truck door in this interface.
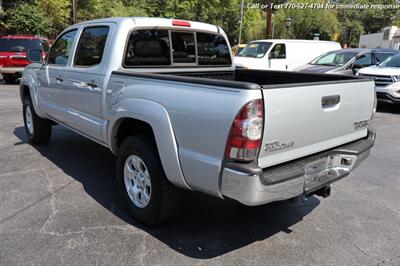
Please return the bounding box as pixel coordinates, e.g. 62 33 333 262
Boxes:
267 43 287 70
37 29 78 122
62 25 111 142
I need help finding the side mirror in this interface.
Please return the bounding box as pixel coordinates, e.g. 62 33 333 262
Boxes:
352 63 362 75
268 52 273 59
27 49 43 63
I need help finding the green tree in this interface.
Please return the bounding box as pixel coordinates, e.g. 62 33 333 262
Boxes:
8 2 53 36
38 0 70 31
77 0 147 21
273 0 340 40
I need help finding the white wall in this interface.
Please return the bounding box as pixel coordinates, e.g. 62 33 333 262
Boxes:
359 26 398 49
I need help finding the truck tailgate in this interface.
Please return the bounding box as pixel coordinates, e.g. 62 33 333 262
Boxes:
258 79 375 168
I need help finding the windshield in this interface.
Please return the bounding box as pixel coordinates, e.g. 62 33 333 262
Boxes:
378 54 400 67
374 52 397 64
0 39 49 52
310 51 359 67
237 42 272 58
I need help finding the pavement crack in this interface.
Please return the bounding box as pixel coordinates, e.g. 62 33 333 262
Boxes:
38 169 58 235
0 179 75 225
343 236 385 263
336 184 400 217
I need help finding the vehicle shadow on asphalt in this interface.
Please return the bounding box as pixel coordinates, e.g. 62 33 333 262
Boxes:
377 103 400 114
14 126 320 259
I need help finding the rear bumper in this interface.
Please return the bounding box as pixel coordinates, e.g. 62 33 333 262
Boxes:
0 66 25 74
220 130 375 206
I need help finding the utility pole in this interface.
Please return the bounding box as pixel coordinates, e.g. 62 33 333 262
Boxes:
238 0 245 45
266 0 273 39
72 0 77 24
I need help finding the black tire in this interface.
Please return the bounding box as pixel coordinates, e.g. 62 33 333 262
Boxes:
23 97 52 144
4 74 16 84
116 135 182 226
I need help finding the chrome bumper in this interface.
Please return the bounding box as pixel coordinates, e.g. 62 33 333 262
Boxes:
220 130 375 206
0 67 25 74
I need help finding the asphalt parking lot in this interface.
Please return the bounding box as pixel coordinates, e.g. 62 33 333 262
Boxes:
0 82 399 266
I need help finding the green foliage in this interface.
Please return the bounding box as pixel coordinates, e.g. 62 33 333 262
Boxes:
1 0 400 45
38 0 70 30
273 0 340 40
77 0 148 21
7 2 53 36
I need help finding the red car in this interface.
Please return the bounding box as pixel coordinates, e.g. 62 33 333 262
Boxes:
0 35 49 84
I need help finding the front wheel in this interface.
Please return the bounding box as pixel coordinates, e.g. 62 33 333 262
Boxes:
23 97 52 144
116 135 182 226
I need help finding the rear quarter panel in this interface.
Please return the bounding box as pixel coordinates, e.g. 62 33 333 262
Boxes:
107 75 262 196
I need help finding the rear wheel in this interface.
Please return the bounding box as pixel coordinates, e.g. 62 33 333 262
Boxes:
116 135 182 226
3 74 16 84
23 97 52 144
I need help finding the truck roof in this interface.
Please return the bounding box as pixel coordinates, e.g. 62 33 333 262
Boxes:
72 17 221 34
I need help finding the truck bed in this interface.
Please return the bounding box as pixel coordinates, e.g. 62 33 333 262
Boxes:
113 68 366 90
113 69 374 170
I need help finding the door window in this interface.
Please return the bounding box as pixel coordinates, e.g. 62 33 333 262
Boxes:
47 30 78 66
171 32 195 63
74 26 109 67
270 44 286 59
354 53 372 67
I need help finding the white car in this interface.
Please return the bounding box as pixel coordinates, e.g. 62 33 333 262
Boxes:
234 39 341 71
358 53 400 105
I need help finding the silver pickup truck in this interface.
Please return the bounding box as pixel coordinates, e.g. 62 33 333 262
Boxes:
20 17 376 225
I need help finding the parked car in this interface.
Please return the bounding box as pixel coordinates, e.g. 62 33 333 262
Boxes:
358 53 400 105
21 17 375 225
0 35 49 84
296 48 399 75
234 39 341 71
232 44 246 56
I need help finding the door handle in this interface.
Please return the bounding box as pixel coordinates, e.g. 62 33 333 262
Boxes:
322 95 340 108
86 82 98 89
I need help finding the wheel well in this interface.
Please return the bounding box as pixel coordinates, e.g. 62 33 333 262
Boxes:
114 118 156 150
20 85 31 101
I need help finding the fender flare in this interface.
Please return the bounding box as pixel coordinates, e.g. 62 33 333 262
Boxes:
19 70 46 117
108 98 191 190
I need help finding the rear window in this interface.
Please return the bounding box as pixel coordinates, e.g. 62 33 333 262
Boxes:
0 38 49 52
171 31 195 63
124 29 231 67
197 32 231 65
125 30 171 66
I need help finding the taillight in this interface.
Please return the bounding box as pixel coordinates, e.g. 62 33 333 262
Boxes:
225 99 264 161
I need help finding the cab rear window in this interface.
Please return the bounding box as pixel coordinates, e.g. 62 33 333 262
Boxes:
124 29 231 67
124 30 171 66
197 32 231 65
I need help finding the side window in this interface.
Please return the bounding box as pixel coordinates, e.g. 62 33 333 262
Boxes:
124 30 170 66
354 53 372 67
270 44 286 59
47 30 77 66
196 32 231 65
171 31 195 63
74 26 109 67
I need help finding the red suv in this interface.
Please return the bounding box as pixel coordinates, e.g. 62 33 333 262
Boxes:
0 35 49 84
